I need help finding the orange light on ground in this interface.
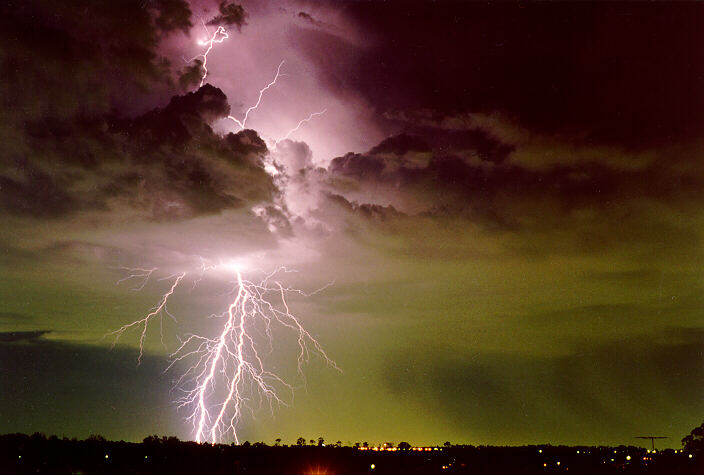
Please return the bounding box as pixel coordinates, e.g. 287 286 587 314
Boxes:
305 467 332 475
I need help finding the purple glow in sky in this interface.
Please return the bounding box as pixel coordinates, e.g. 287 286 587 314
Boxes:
164 0 384 164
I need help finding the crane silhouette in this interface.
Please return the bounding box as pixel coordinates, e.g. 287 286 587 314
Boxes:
635 436 668 451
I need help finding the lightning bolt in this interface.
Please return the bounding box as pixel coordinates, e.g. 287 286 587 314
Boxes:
193 25 229 88
226 60 285 130
114 266 157 290
109 271 186 364
110 263 337 444
191 24 323 139
275 109 328 144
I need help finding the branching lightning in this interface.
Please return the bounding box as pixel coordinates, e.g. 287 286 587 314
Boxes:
114 267 157 291
190 22 324 138
110 271 186 363
194 24 229 87
110 263 337 444
226 60 285 130
275 109 328 144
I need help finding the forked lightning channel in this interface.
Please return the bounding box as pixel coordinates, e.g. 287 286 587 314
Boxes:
193 21 325 138
110 264 337 444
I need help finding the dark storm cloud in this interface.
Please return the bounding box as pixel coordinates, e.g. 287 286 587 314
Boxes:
290 26 362 100
0 331 49 343
178 59 205 91
284 1 704 268
297 11 324 28
321 2 704 148
1 84 275 221
0 0 277 223
319 116 704 263
0 0 189 123
319 193 402 225
0 0 276 224
0 338 184 439
132 82 232 136
386 329 704 443
325 129 598 217
328 153 385 180
151 0 193 35
230 129 269 156
0 168 77 218
207 2 247 29
368 133 430 156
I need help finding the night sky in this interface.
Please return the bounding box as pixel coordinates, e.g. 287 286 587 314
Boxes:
1 0 703 448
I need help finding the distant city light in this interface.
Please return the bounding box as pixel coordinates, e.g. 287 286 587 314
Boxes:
626 455 631 461
689 454 693 459
370 463 376 469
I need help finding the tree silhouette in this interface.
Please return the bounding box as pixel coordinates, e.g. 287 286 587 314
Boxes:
317 437 325 447
274 438 281 447
143 435 160 445
296 437 306 446
682 420 704 453
398 441 411 450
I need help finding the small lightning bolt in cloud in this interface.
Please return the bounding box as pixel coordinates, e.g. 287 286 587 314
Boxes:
114 267 157 291
190 23 325 140
191 24 285 130
226 60 285 130
194 24 229 87
275 109 328 143
110 263 337 444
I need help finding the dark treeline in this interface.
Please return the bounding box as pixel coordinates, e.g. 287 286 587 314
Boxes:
0 432 701 474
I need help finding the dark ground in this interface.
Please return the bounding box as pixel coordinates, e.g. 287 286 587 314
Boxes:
0 433 700 474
